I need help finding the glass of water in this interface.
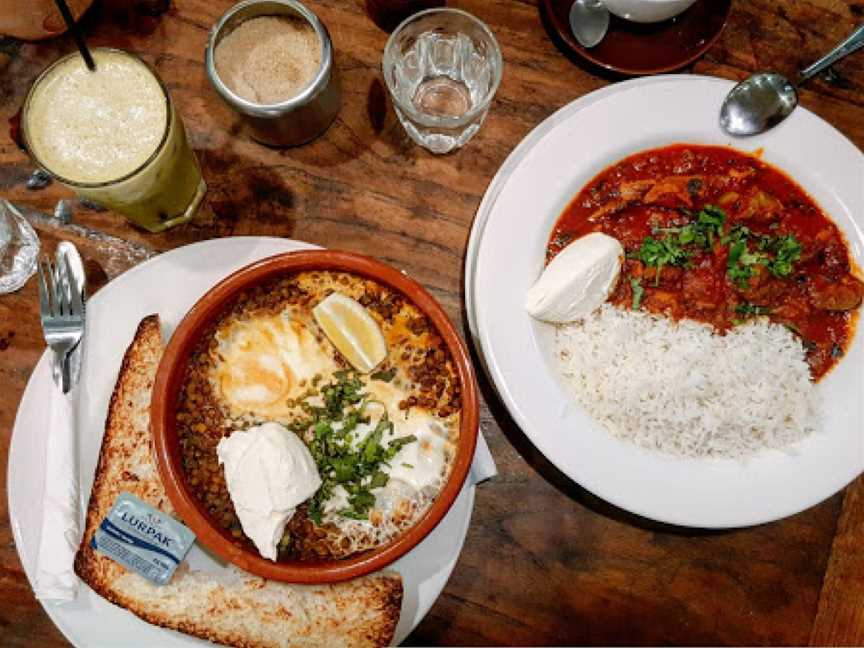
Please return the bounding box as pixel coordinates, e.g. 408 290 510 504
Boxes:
383 8 502 154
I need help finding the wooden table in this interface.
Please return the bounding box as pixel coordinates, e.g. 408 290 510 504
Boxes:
2 1 864 645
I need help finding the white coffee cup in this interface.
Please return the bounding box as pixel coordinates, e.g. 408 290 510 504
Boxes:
602 0 699 23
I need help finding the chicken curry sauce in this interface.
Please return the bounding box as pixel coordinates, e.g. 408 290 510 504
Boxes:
548 144 864 381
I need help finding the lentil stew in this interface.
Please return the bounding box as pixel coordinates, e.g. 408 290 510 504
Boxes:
175 269 462 562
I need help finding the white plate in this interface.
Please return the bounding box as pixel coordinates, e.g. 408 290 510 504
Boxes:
473 76 864 528
8 237 475 647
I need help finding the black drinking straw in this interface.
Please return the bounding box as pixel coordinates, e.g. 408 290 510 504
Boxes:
54 0 96 71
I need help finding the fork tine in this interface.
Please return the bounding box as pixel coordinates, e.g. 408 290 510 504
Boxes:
65 254 84 318
51 258 67 318
52 259 65 318
58 254 72 318
46 259 57 317
37 257 51 320
47 258 60 318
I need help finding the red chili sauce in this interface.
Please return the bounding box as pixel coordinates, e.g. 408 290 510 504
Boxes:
547 144 863 381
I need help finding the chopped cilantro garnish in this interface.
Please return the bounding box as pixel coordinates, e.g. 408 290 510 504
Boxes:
331 456 357 482
370 367 396 382
629 276 644 310
348 489 375 513
721 224 751 246
761 234 802 277
696 205 726 247
290 371 418 524
735 302 772 317
369 470 389 489
629 205 800 296
654 205 726 250
633 236 690 285
727 239 755 289
724 228 801 288
634 207 728 285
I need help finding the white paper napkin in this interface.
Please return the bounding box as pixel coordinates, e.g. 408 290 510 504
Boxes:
34 385 80 602
470 432 497 485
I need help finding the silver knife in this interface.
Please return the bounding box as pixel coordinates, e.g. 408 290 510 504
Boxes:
55 242 86 390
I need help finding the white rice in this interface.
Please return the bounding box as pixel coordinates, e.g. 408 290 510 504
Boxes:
555 304 820 458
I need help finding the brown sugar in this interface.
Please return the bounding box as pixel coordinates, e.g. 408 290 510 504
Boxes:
214 15 321 105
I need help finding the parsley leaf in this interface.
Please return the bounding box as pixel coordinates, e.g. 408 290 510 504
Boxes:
369 470 389 489
655 205 727 251
347 490 376 515
634 206 728 286
763 234 802 277
370 367 396 382
634 236 690 285
629 277 644 310
735 302 772 317
725 229 801 289
294 371 420 525
331 456 357 482
726 239 755 289
721 224 751 246
385 434 417 460
695 205 726 247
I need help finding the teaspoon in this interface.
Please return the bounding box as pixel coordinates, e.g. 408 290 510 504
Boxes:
720 25 864 136
569 0 610 49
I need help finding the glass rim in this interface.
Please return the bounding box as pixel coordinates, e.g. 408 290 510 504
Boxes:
382 7 503 128
22 47 174 190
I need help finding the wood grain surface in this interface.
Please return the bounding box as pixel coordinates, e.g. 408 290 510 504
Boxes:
2 0 864 645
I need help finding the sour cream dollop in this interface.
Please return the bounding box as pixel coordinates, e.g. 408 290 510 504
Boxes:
525 232 623 323
216 422 321 561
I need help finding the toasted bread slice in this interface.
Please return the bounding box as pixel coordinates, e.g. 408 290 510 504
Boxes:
74 315 403 648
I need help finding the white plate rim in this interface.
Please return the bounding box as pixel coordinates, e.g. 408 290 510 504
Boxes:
8 236 476 646
472 76 864 528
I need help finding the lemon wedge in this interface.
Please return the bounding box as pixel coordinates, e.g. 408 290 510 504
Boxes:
313 293 387 373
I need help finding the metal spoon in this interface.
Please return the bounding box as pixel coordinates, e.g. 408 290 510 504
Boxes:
569 0 609 49
720 25 864 136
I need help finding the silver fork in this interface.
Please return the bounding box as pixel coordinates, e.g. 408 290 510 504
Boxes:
37 253 85 393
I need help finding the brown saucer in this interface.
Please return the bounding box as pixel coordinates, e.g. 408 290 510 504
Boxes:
541 0 731 76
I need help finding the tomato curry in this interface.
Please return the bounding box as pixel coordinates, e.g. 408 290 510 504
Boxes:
547 144 864 381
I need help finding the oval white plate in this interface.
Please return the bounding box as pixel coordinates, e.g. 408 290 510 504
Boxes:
8 236 474 646
474 76 864 528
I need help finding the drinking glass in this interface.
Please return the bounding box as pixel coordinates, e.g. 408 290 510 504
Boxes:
382 8 502 154
22 49 206 233
0 200 38 294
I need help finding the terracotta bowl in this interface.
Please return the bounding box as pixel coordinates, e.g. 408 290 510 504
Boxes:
151 250 479 583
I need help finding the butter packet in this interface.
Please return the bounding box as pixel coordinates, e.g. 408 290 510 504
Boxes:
91 492 196 585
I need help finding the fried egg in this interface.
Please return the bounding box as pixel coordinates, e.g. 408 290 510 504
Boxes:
361 381 455 493
385 414 452 493
213 311 337 419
